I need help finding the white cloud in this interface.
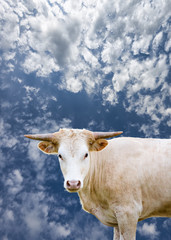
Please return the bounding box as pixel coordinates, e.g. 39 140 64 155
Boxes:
22 13 81 75
139 123 160 138
0 0 170 136
153 31 163 51
113 68 129 92
132 35 153 55
64 76 83 93
0 4 19 51
102 85 118 106
163 218 171 229
82 48 100 68
137 222 160 239
24 210 42 237
5 210 14 222
22 51 60 77
21 192 49 238
6 169 23 195
0 118 18 148
165 34 171 52
49 222 71 238
2 236 8 240
24 85 40 94
27 141 46 171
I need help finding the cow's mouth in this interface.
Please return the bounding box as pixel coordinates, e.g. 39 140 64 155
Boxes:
66 188 80 193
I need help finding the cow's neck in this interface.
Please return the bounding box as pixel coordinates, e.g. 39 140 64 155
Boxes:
78 151 110 211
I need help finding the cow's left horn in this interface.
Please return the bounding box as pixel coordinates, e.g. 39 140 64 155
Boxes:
93 131 123 139
24 133 59 142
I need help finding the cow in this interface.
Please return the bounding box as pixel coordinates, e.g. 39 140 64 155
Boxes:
25 128 171 240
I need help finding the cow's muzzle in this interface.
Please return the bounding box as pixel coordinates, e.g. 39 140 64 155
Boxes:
66 180 81 192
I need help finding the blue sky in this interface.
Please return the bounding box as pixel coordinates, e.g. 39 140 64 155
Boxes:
0 0 171 239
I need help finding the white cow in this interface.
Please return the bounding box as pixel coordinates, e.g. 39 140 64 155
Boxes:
25 128 171 240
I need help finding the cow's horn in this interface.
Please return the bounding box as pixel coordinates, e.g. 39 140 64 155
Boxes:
93 131 123 139
24 133 58 142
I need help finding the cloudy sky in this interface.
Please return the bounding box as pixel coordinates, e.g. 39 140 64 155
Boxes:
0 0 171 239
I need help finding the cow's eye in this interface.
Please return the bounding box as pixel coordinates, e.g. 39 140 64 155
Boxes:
58 154 63 160
84 153 88 159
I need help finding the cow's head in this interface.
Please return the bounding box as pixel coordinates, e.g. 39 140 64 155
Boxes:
25 129 122 192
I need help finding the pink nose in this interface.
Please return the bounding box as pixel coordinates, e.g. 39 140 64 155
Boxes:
66 180 81 191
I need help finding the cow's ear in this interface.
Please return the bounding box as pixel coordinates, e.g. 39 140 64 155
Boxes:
38 141 58 154
90 139 108 151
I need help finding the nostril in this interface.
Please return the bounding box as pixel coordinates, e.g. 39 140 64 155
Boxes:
77 181 81 187
66 180 71 187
